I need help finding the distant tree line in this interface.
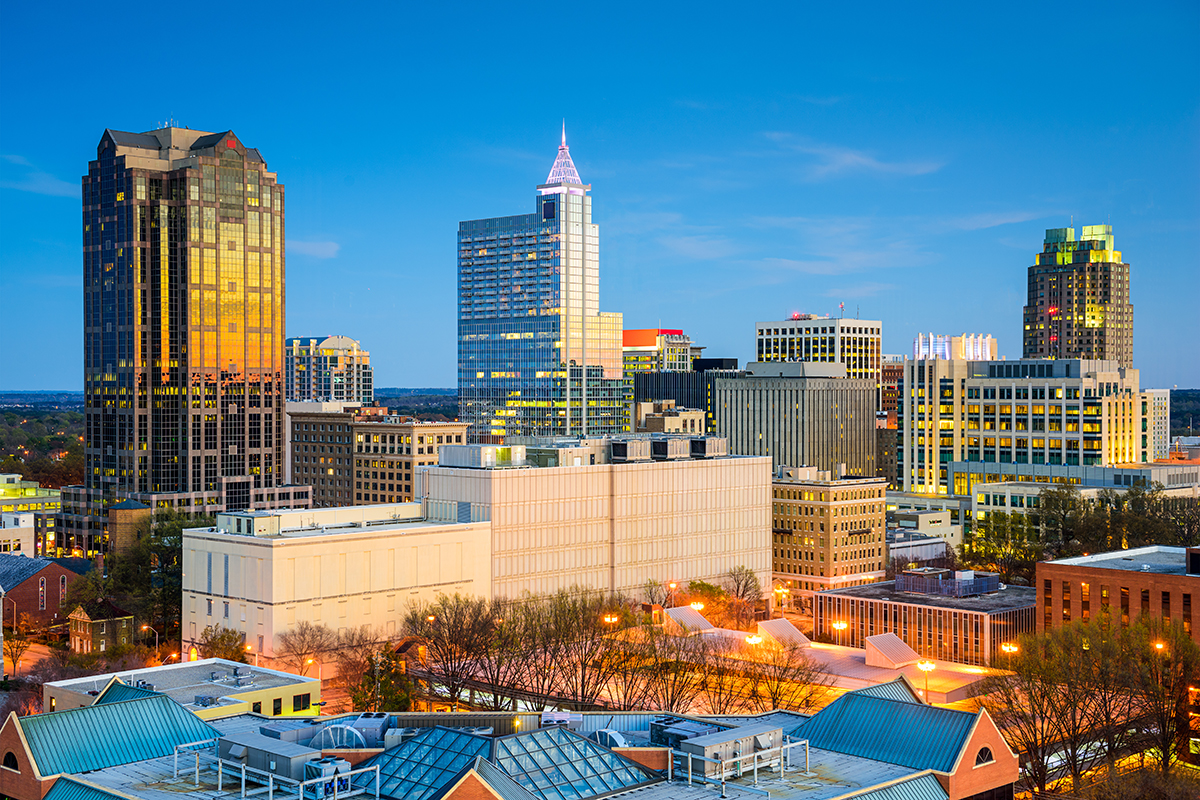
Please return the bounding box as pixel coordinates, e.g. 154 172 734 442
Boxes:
0 409 84 487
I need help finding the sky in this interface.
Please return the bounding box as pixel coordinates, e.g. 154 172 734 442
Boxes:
1 2 1197 391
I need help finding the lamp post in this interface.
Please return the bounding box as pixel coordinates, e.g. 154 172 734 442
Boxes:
917 659 935 701
689 602 705 612
667 582 678 608
773 585 790 618
165 653 179 663
245 644 259 667
602 614 620 626
307 658 323 681
142 624 159 652
831 620 848 647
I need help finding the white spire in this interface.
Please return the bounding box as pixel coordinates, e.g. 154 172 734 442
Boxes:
545 122 583 185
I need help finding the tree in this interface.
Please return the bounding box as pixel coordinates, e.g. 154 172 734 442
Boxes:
404 594 492 707
546 589 624 707
275 621 335 677
1126 615 1200 775
3 631 33 678
1038 484 1084 549
980 633 1062 793
698 638 751 714
746 641 830 712
724 566 762 605
197 625 248 662
332 625 384 690
349 648 413 713
645 627 704 713
475 598 527 711
643 580 668 606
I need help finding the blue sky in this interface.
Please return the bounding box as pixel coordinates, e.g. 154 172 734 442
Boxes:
2 2 1197 390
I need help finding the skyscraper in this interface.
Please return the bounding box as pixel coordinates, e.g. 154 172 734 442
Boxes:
457 127 627 441
1023 225 1133 368
59 127 309 555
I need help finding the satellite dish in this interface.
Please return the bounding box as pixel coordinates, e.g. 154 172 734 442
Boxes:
309 725 367 750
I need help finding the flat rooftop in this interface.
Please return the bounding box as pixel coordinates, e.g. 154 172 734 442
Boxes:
47 658 315 711
821 580 1037 613
1046 546 1191 576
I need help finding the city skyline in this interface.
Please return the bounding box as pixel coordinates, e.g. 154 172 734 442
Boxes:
2 3 1198 391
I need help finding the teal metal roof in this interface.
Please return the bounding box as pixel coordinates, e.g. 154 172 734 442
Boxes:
849 678 923 705
790 694 977 773
20 694 217 777
92 679 160 705
841 772 949 800
43 777 134 800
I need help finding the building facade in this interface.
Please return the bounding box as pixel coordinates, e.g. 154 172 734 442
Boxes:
815 574 1037 666
458 128 627 442
182 504 491 660
0 554 84 627
755 316 882 395
771 466 888 600
1035 547 1200 647
898 357 1148 495
60 127 307 556
1023 225 1133 368
633 401 705 434
912 333 998 361
284 335 373 404
622 328 696 373
68 600 135 654
420 438 772 599
1147 388 1171 461
633 365 742 434
714 362 876 475
288 404 467 506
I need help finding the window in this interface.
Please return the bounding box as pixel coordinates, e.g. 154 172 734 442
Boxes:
293 693 311 712
273 698 282 715
252 701 262 714
60 575 67 602
39 577 46 610
2 751 17 771
223 602 230 619
975 747 994 765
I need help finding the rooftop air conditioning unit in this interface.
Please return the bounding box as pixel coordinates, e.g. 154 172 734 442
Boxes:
305 757 351 798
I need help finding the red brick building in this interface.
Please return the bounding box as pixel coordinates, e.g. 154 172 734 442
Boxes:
0 555 86 628
1035 546 1200 645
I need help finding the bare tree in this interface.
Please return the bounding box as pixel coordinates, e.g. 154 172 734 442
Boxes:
547 589 625 707
643 580 668 606
980 636 1062 793
404 594 492 707
275 620 335 677
3 632 33 679
516 596 564 710
747 642 830 712
603 633 656 711
1043 622 1103 787
332 625 382 690
1084 615 1138 778
646 627 705 713
476 598 528 711
1127 615 1200 776
723 566 762 604
698 638 751 714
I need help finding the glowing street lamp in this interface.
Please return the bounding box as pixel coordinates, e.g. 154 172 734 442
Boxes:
245 643 259 667
917 659 935 700
745 635 763 646
165 653 179 663
831 620 848 646
141 624 159 651
689 602 705 612
773 585 790 617
1000 642 1018 655
667 582 678 608
307 658 323 680
603 614 620 625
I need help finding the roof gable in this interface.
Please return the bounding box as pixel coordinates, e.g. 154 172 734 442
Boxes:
848 676 925 705
790 693 977 773
42 776 134 800
92 677 161 705
838 771 949 800
18 694 217 776
0 553 56 590
865 633 921 668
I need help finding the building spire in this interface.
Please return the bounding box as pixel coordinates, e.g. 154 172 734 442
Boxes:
545 122 583 185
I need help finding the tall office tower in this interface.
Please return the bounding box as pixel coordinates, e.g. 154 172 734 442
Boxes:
622 328 697 372
458 128 627 442
285 335 373 403
1023 225 1133 368
913 333 998 361
60 127 310 556
755 315 882 405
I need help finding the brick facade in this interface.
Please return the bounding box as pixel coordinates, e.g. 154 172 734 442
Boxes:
0 712 52 800
3 562 83 628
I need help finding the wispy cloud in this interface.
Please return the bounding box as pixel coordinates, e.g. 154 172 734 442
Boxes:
748 215 935 276
824 282 895 298
762 133 944 180
657 234 739 260
290 240 341 258
947 210 1051 231
0 155 77 197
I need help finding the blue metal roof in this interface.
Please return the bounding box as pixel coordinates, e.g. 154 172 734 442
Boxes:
429 757 539 800
0 553 58 591
20 694 217 777
849 678 924 705
790 693 977 773
42 776 132 800
92 679 161 705
841 772 949 800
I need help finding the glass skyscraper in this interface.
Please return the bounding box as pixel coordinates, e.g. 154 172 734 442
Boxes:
59 127 308 555
458 128 628 442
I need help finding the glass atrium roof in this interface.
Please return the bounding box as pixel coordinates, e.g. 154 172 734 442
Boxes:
356 725 658 800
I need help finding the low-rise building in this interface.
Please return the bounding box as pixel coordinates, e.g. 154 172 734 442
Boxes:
0 512 35 554
287 403 468 507
0 554 85 627
0 474 60 515
633 400 705 434
893 509 962 550
1035 546 1200 646
67 599 135 654
886 530 949 565
42 657 320 720
423 436 772 598
182 504 490 661
815 569 1037 666
633 362 743 434
771 466 888 603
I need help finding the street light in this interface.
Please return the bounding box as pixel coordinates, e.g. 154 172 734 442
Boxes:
773 585 790 618
745 635 763 646
1000 642 1018 655
831 620 848 647
245 644 259 667
307 658 323 681
142 624 159 651
689 602 705 612
165 653 179 662
667 582 678 608
917 660 935 701
602 614 620 625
